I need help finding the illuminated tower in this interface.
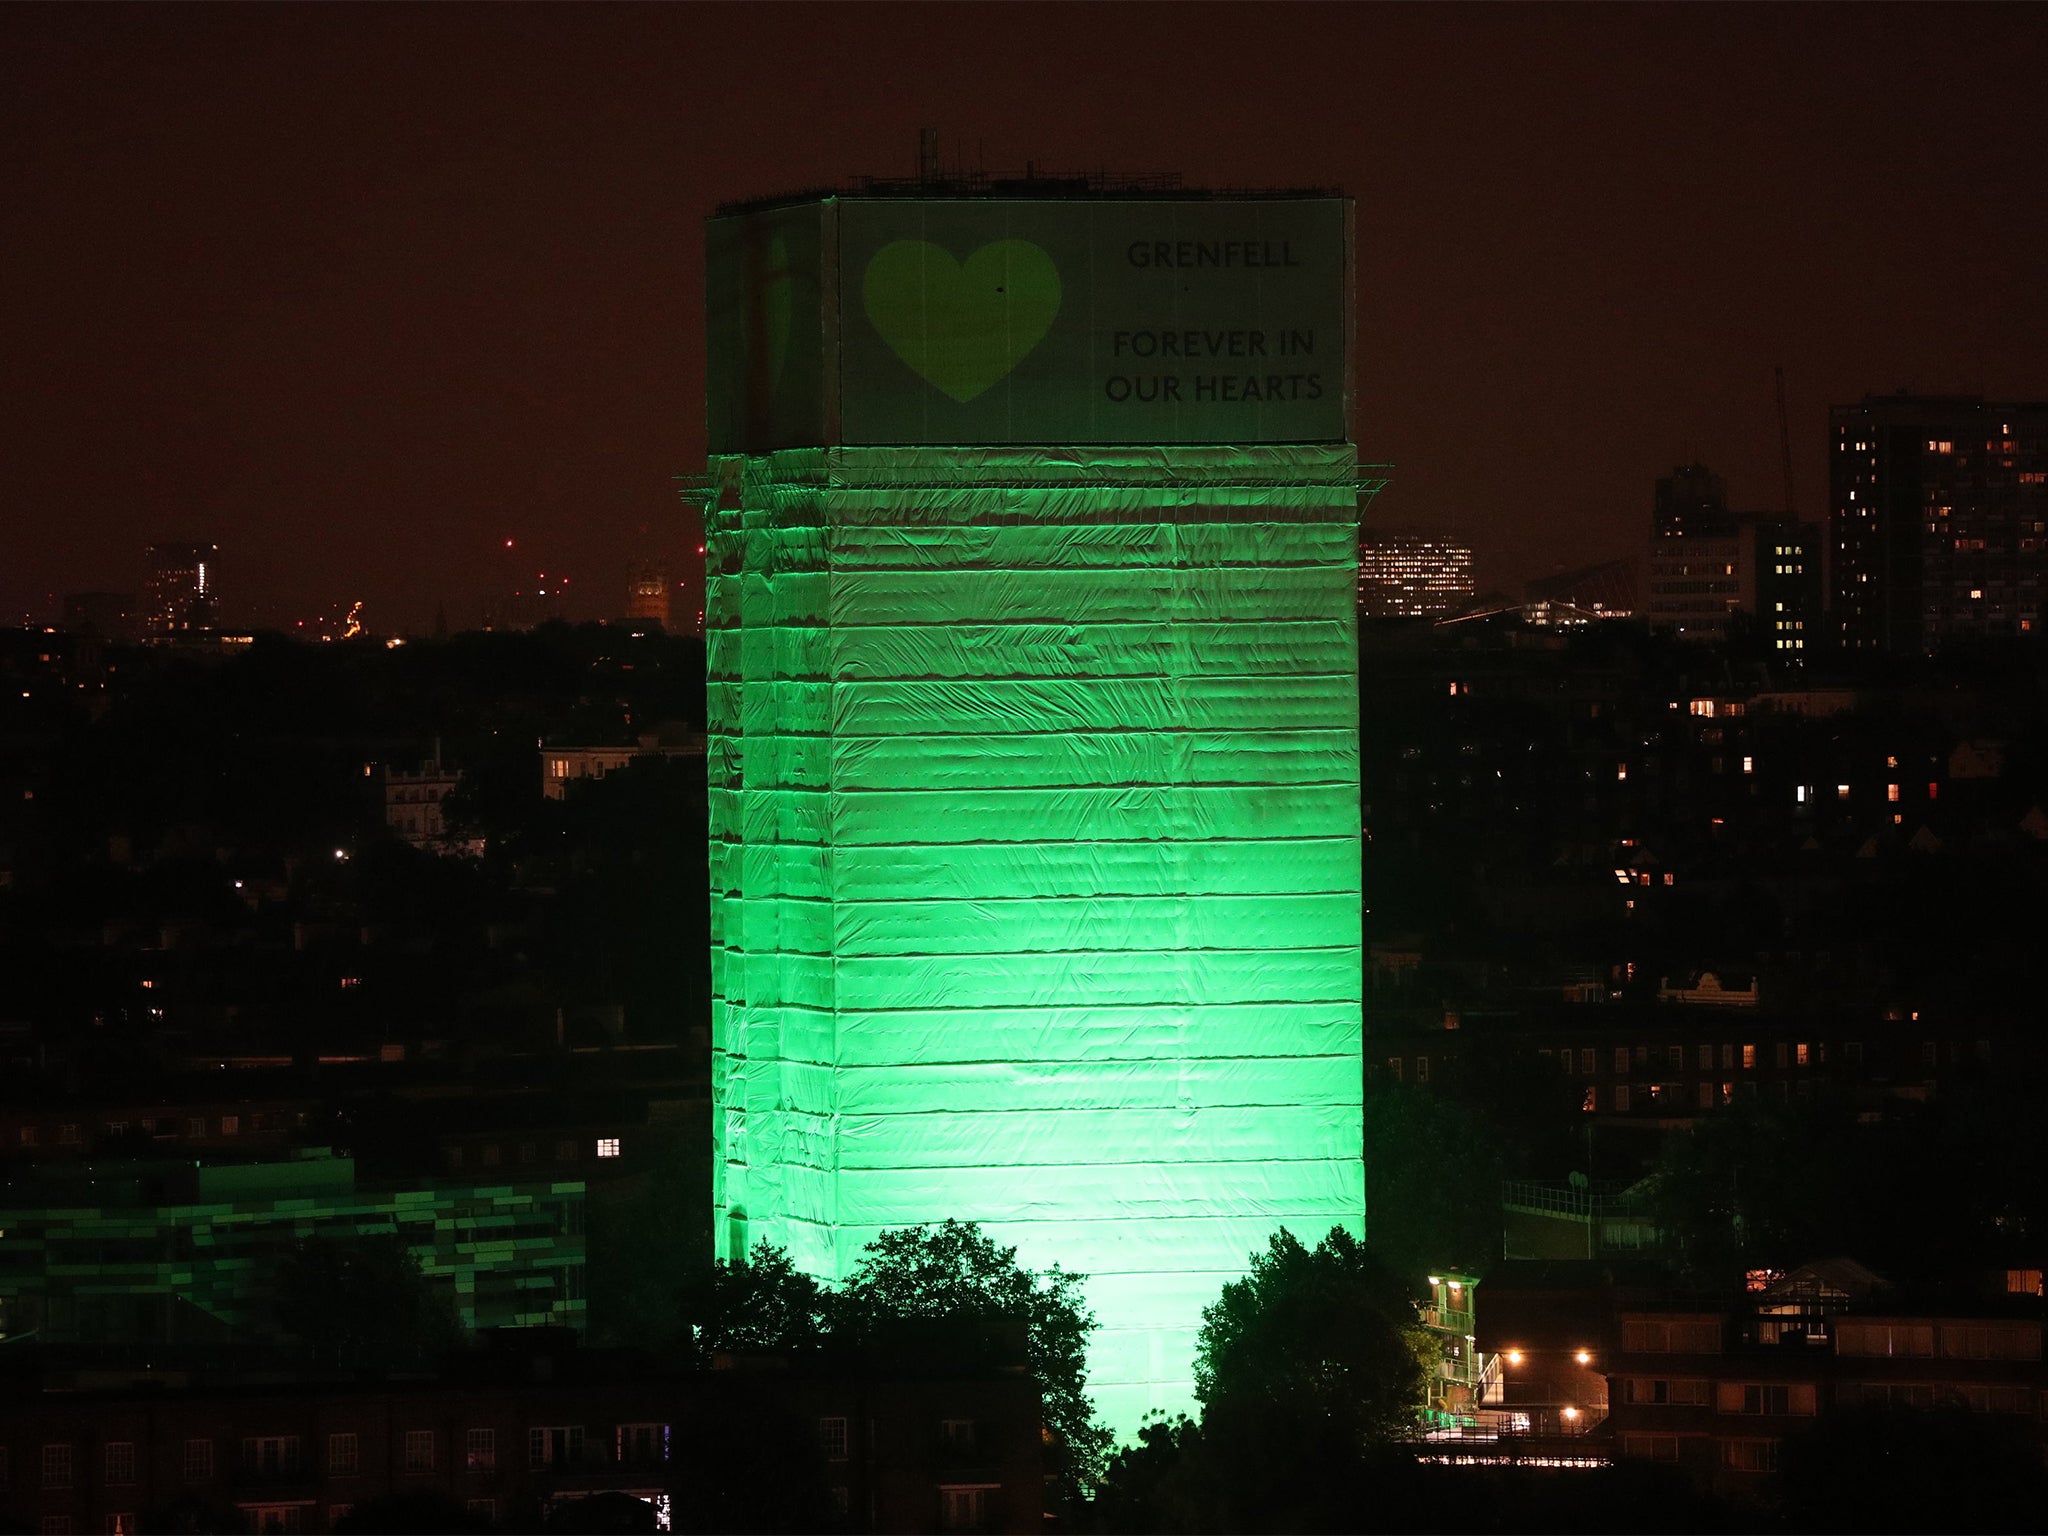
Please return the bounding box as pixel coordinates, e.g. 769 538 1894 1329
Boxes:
144 542 219 638
702 178 1372 1427
626 559 672 629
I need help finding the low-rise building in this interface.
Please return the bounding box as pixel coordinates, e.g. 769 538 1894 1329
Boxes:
1608 1262 2048 1502
541 730 705 800
0 1330 1043 1535
0 1151 583 1346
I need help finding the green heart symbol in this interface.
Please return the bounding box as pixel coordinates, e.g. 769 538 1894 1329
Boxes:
862 240 1061 403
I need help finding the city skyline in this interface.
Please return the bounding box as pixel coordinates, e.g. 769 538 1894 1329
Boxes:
6 5 2046 632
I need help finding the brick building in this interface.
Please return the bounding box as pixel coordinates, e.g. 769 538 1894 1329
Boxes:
0 1334 1043 1535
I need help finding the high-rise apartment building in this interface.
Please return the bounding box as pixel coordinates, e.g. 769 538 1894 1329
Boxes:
1753 517 1822 660
1645 465 1745 638
701 177 1368 1427
1832 395 2048 653
1643 466 1820 653
144 543 219 639
1358 531 1474 617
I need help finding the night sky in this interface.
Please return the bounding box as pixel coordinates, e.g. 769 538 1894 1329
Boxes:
6 3 2045 633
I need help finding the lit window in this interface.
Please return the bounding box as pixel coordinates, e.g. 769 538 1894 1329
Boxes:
1742 1044 1756 1069
1741 756 1753 774
1886 783 1899 803
596 1137 622 1159
1836 784 1850 800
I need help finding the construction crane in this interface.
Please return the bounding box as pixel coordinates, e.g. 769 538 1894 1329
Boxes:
1775 365 1797 517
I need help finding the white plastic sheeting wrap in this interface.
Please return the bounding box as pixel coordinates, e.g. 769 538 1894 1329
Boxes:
708 444 1364 1429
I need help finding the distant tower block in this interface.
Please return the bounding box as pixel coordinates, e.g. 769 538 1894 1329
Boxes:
626 560 672 629
701 181 1370 1429
144 542 220 638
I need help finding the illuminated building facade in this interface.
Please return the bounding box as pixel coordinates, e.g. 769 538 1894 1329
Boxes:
1523 558 1635 626
144 542 219 639
1832 395 2048 654
626 559 672 630
1752 517 1821 660
702 182 1369 1427
1643 465 1820 653
1645 465 1743 638
1358 531 1475 617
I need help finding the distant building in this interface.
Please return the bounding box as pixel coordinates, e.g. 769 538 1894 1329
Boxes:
1644 465 1742 637
625 561 671 630
1610 1264 2047 1501
0 1150 583 1346
1525 559 1636 626
483 578 569 632
1831 394 2048 654
0 1326 1044 1536
144 543 220 639
378 747 475 853
1643 465 1819 651
1360 532 1476 617
60 591 136 641
541 729 706 800
1752 517 1822 661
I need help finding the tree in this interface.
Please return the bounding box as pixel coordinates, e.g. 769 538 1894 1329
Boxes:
1776 1405 2048 1533
1359 1080 1507 1282
1085 1415 1218 1535
676 1243 829 1362
1189 1227 1433 1532
839 1220 1114 1502
272 1234 461 1371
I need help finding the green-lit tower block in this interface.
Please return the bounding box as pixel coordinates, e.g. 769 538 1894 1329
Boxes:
705 192 1367 1429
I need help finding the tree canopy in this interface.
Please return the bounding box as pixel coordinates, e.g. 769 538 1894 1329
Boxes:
1184 1227 1433 1532
272 1233 461 1372
678 1221 1112 1505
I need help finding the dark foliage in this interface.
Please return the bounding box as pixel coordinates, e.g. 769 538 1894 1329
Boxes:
1777 1405 2048 1533
1174 1227 1432 1531
545 1492 661 1534
272 1233 462 1372
678 1221 1111 1508
677 1243 830 1361
332 1490 493 1534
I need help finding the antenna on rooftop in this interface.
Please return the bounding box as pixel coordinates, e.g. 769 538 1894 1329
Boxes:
918 128 940 184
